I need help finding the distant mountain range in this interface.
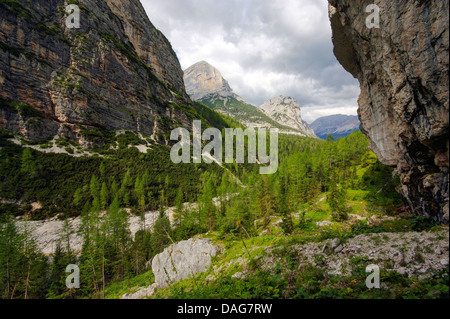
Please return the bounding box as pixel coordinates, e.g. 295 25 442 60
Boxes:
184 61 317 138
310 114 360 140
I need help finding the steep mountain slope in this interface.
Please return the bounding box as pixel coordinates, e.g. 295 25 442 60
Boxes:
0 0 238 219
259 96 317 137
310 114 360 139
0 0 215 146
329 0 449 222
184 61 316 137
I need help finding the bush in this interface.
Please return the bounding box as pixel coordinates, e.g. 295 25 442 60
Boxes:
410 216 436 232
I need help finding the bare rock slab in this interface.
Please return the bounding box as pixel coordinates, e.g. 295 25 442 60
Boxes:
152 238 221 288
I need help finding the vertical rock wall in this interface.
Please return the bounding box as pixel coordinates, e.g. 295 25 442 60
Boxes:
328 0 449 222
0 0 190 142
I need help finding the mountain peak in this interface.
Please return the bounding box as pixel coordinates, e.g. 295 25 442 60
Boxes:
262 96 300 110
184 61 234 100
259 96 317 138
184 62 317 138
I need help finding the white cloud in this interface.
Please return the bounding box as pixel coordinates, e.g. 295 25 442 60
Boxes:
140 0 360 123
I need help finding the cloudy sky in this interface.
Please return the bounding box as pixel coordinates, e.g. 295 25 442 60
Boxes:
141 0 360 123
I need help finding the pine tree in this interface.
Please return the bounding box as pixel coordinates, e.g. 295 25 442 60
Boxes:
110 179 119 198
120 170 133 207
0 220 24 298
21 148 37 178
90 175 101 200
20 223 48 299
134 177 145 210
278 176 294 234
79 210 101 297
327 181 349 222
105 195 131 282
46 242 66 298
61 219 73 255
164 174 170 189
73 188 83 207
217 172 230 217
100 182 109 210
174 187 184 227
258 176 275 234
151 215 172 255
199 176 217 230
99 162 106 178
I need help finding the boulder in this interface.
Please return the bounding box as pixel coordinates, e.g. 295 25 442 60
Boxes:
152 238 220 288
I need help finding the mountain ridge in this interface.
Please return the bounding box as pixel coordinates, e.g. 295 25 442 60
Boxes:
259 96 317 138
184 61 317 137
310 114 360 139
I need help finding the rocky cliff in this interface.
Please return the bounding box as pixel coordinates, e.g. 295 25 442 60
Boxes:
259 96 317 138
329 0 449 222
184 61 234 101
0 0 191 144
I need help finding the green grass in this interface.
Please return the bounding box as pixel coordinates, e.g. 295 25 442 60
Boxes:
304 209 330 222
104 271 155 299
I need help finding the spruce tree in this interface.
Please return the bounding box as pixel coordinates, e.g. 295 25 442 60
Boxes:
174 187 184 227
90 175 101 200
21 148 37 178
100 182 109 210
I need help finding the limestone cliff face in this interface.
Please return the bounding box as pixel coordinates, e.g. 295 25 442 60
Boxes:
184 61 235 101
259 96 317 138
328 0 449 222
105 0 186 95
0 0 190 143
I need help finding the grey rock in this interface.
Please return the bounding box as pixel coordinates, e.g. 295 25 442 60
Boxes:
334 245 344 253
14 208 176 255
1 0 191 144
316 220 334 227
329 0 449 223
121 283 158 300
259 96 317 138
152 238 221 288
263 229 449 279
330 238 340 249
184 61 234 101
